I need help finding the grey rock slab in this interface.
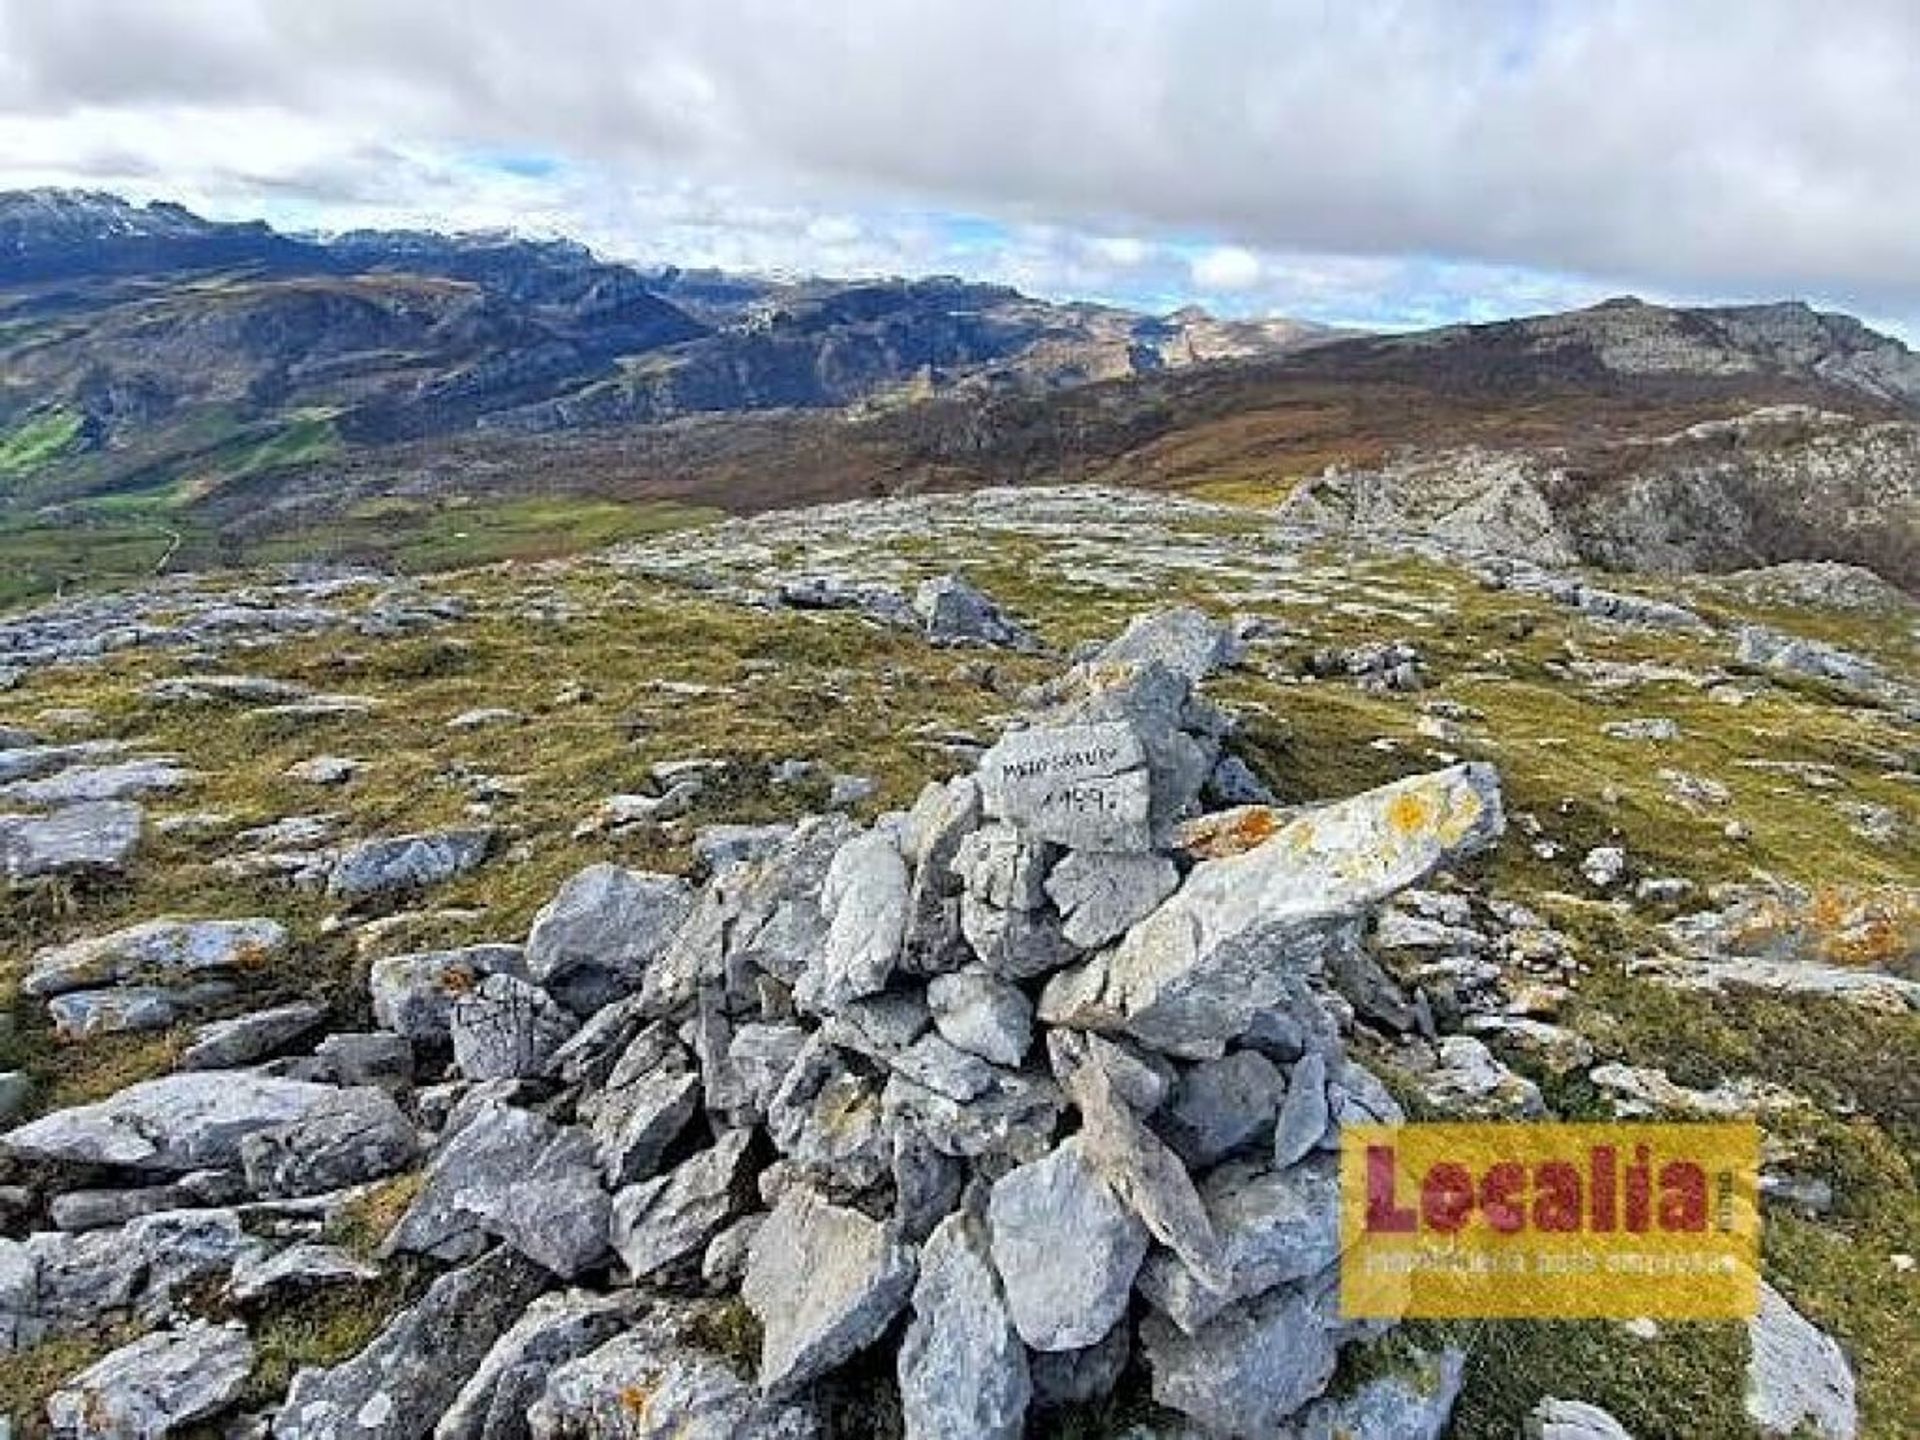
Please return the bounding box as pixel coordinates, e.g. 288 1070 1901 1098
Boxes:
1747 1280 1857 1439
913 574 1034 650
4 1072 352 1173
0 740 125 785
1065 1055 1224 1290
591 1064 700 1188
1415 1035 1546 1120
926 970 1032 1067
987 1137 1148 1352
1044 849 1179 950
369 944 527 1041
450 974 578 1082
524 863 693 1014
1137 1155 1343 1334
898 1191 1031 1440
977 721 1153 853
880 1064 1062 1173
229 1243 381 1304
47 1320 254 1438
726 1022 809 1119
1272 1051 1331 1168
528 1315 820 1440
3 758 193 806
1159 1049 1284 1169
1079 764 1504 1057
26 917 289 997
743 1184 917 1398
239 1087 420 1199
285 756 362 786
327 828 493 901
1289 1343 1466 1440
609 1129 754 1281
386 1100 611 1279
1095 606 1241 681
181 1002 329 1070
47 986 197 1041
1528 1398 1636 1440
274 1247 550 1440
1 801 143 881
145 674 309 706
1142 1274 1343 1437
434 1289 636 1440
887 1033 1000 1104
797 828 910 1013
766 1034 891 1194
305 1032 415 1090
899 776 981 976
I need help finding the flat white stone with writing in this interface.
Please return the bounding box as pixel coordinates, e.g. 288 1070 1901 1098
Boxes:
979 722 1152 853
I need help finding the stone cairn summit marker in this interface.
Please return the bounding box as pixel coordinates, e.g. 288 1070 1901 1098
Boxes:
1 606 1533 1438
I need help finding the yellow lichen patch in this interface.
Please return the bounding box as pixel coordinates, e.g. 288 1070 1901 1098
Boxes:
1385 787 1436 838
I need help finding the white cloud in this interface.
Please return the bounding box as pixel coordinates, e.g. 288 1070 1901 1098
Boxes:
1 1 1917 330
1190 246 1262 292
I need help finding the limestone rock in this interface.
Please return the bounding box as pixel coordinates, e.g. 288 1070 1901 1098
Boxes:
3 757 192 806
524 864 693 1013
898 1192 1030 1440
450 974 579 1081
528 1314 819 1440
370 944 528 1041
1158 1049 1284 1169
1051 764 1503 1057
798 828 910 1012
987 1137 1148 1352
229 1244 381 1304
591 1062 700 1188
4 1072 351 1173
328 828 493 901
181 1002 328 1070
26 917 288 997
47 1320 254 1438
386 1100 611 1278
1272 1050 1331 1168
1290 1343 1466 1440
1415 1035 1546 1119
742 1184 917 1397
610 1129 754 1281
1044 849 1179 950
1141 1274 1343 1436
1746 1281 1857 1439
1094 607 1241 682
977 721 1153 853
275 1248 550 1439
239 1086 420 1198
926 971 1032 1067
1136 1155 1342 1334
1529 1397 1636 1440
436 1289 636 1440
1 801 143 881
914 574 1034 650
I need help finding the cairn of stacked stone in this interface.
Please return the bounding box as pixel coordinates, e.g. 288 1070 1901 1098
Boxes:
3 607 1519 1438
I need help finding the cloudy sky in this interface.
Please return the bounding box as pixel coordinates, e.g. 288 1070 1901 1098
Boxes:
2 0 1916 336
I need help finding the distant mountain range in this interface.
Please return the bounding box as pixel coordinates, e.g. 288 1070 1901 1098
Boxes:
2 189 1915 595
0 189 1334 503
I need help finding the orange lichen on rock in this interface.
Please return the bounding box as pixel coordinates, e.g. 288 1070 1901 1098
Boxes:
1174 805 1282 860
